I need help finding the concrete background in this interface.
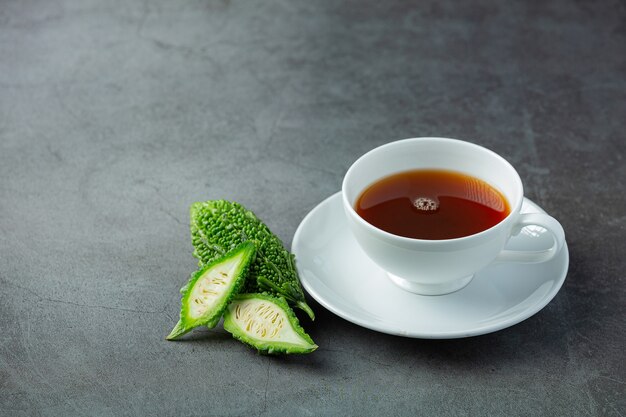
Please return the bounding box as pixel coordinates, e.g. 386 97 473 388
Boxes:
1 0 624 416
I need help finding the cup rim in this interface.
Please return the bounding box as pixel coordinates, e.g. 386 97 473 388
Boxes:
341 137 524 245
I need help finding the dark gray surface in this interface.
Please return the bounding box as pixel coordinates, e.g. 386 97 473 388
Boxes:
1 0 624 416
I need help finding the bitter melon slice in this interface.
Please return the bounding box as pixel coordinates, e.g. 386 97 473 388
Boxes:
166 242 256 340
223 293 317 354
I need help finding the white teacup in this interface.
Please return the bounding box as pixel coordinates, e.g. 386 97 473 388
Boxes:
342 137 565 295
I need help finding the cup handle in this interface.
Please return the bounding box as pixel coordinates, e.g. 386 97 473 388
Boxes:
494 213 565 263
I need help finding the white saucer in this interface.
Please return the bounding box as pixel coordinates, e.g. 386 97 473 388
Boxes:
292 192 569 339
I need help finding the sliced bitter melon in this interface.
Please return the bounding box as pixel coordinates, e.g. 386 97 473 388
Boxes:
166 242 256 340
223 293 317 354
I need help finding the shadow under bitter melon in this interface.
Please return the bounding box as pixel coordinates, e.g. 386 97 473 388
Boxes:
167 242 256 340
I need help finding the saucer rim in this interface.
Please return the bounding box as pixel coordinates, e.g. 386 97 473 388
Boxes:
292 192 569 339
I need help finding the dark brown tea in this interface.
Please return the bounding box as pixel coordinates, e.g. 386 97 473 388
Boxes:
355 169 510 240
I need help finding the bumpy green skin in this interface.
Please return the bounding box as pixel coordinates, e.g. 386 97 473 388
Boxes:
223 293 317 355
166 241 256 340
190 200 315 320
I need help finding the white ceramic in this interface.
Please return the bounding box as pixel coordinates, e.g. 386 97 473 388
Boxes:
292 192 569 338
342 137 566 295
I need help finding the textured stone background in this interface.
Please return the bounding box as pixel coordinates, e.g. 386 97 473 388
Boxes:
1 0 624 416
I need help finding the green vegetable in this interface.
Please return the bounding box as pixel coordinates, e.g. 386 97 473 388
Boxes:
223 293 317 354
166 241 256 340
190 200 315 320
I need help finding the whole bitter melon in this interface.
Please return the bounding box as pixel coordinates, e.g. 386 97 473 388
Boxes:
190 200 315 320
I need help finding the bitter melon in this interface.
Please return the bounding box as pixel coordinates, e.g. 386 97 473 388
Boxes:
166 242 256 340
223 293 317 354
190 200 314 320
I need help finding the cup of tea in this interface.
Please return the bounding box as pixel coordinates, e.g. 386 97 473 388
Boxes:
342 137 565 295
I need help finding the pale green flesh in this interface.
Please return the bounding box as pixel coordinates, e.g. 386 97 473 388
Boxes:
187 253 244 320
227 298 309 346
